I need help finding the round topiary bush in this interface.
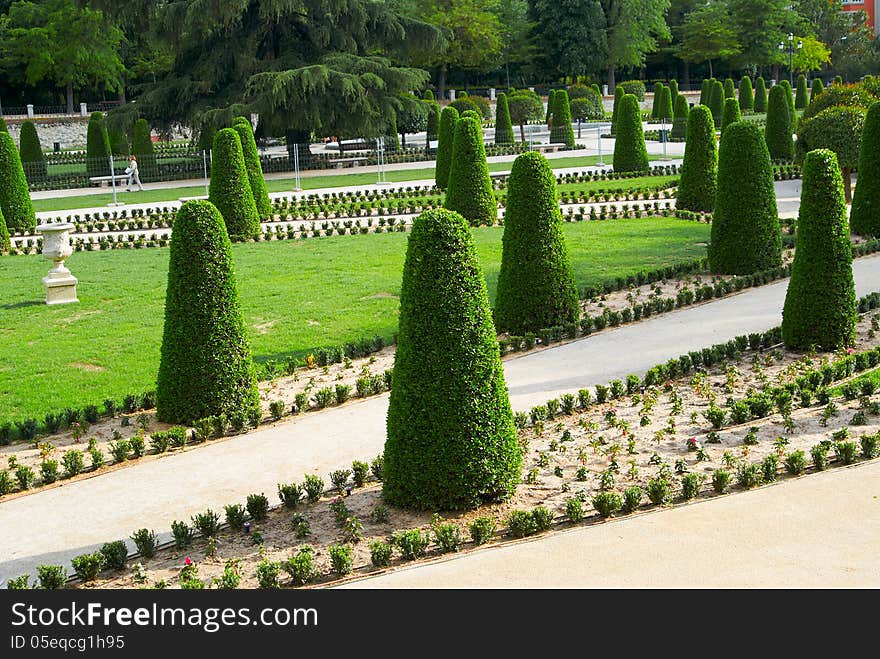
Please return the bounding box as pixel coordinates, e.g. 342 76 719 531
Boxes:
0 206 9 252
131 118 157 181
795 74 809 109
765 84 793 160
383 208 521 510
233 117 272 220
782 149 856 350
797 105 865 202
549 89 575 148
156 200 261 425
612 94 649 173
739 76 754 112
671 94 689 140
444 116 496 225
721 97 742 134
494 92 514 145
710 121 782 274
0 132 36 232
723 78 735 99
850 102 880 236
18 120 46 181
610 85 624 136
86 111 111 178
435 106 459 189
709 79 725 126
811 78 824 101
677 105 717 213
494 152 579 335
208 128 259 241
754 76 767 113
618 80 646 100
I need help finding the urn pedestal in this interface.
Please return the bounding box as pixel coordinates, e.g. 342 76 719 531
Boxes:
36 222 78 305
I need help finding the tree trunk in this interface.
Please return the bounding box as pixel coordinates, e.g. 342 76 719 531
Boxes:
66 81 74 114
606 65 616 91
772 64 780 83
438 64 448 100
708 60 713 78
519 123 526 143
118 82 126 105
505 60 511 90
577 120 581 139
400 132 406 148
844 167 852 203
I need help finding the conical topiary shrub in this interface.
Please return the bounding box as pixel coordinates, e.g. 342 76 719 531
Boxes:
700 78 711 106
435 106 459 189
611 85 624 136
156 200 261 425
549 89 575 148
612 93 649 173
811 78 824 101
494 152 579 335
425 99 439 149
765 84 794 160
494 92 515 145
724 78 735 99
754 77 767 113
444 116 496 225
208 128 259 241
652 83 664 118
546 89 557 123
86 111 111 177
669 79 679 99
0 206 9 252
18 120 46 181
739 76 754 112
658 85 674 121
721 97 742 134
782 149 856 350
0 117 7 132
709 79 725 126
677 105 717 213
795 74 809 109
383 208 521 510
385 110 400 151
0 132 36 232
780 79 796 128
109 127 129 157
849 102 880 236
132 118 157 182
671 94 689 140
710 121 782 274
233 117 272 220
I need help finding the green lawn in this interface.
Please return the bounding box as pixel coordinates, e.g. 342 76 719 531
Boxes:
32 153 674 213
0 217 708 424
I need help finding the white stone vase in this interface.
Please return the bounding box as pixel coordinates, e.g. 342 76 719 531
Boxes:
36 222 78 305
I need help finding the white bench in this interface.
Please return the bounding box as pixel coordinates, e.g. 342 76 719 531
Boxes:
89 174 128 188
534 143 566 153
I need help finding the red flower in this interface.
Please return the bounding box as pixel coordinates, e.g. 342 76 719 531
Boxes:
184 557 192 566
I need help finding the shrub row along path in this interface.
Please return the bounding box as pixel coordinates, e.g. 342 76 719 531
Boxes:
4 254 880 583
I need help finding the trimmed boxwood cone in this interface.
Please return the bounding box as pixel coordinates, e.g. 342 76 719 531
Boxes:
0 206 9 252
723 78 735 99
658 85 674 121
233 117 272 220
780 79 796 128
208 128 260 241
132 118 157 181
86 111 111 177
550 89 575 148
425 100 439 147
652 83 664 118
109 127 129 157
677 105 717 213
795 74 809 109
494 152 579 334
383 208 521 510
739 76 754 112
669 79 679 98
0 117 7 132
546 89 556 122
671 94 690 140
156 200 261 425
721 97 742 134
612 94 649 173
849 102 880 236
495 92 514 145
0 132 36 232
19 120 46 180
444 116 496 225
710 121 782 274
700 79 711 106
709 79 725 126
811 78 824 100
782 149 856 350
435 106 459 189
611 86 624 135
765 84 793 160
754 77 767 113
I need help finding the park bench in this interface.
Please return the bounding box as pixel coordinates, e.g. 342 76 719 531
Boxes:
88 174 128 188
533 143 566 153
327 156 370 169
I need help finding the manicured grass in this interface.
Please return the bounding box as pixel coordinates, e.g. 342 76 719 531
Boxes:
0 217 708 424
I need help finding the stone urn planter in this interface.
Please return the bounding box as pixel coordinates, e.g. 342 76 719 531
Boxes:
36 222 78 305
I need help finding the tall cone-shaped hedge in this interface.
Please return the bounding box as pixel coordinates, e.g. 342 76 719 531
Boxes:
723 78 735 99
494 152 579 334
710 122 782 274
0 132 36 232
0 117 7 132
613 94 649 173
709 79 725 126
425 100 439 147
383 208 521 510
19 120 46 180
766 84 794 160
546 89 556 122
652 83 664 118
850 102 880 236
611 85 624 135
86 112 111 177
721 97 742 134
109 127 129 156
385 110 400 151
494 92 515 145
549 89 575 147
208 128 259 241
677 105 717 212
739 76 754 112
658 85 674 121
0 206 8 252
233 117 272 220
157 200 260 425
781 80 796 128
671 94 689 139
444 116 496 225
700 79 711 106
795 74 809 109
435 106 459 189
132 119 157 181
782 149 856 349
669 79 679 98
811 78 824 100
754 76 767 112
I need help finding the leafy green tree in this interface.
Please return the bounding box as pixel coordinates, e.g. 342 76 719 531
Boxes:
709 79 724 126
131 119 156 182
726 0 795 71
797 106 865 202
610 85 624 136
811 78 824 100
601 0 671 89
0 206 9 253
723 78 735 99
86 112 111 178
507 89 543 142
528 0 608 81
675 2 741 80
395 95 429 148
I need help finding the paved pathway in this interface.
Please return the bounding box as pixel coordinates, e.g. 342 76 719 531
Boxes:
4 254 880 584
340 459 880 588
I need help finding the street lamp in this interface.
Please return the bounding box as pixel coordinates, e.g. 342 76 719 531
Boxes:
778 33 803 87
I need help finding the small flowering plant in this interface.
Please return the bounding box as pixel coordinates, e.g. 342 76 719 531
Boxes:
686 437 701 452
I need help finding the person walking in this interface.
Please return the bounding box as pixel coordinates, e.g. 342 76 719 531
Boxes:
125 155 144 191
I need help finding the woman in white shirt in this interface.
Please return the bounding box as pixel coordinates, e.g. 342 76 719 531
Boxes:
125 155 144 191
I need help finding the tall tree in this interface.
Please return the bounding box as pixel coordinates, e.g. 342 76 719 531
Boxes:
601 0 672 89
726 0 796 73
494 0 534 88
675 2 741 79
528 0 607 82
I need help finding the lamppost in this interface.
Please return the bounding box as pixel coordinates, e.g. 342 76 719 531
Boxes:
778 33 803 87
